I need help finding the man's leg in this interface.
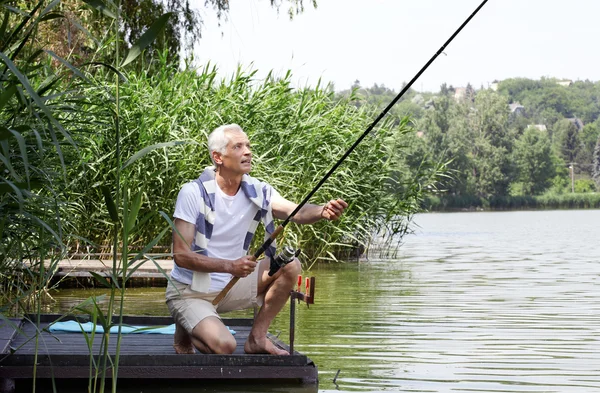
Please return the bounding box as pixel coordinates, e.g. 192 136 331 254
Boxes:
244 258 301 355
190 316 237 354
167 281 236 355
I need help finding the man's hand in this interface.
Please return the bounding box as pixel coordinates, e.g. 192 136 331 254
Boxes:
321 199 348 221
229 255 257 278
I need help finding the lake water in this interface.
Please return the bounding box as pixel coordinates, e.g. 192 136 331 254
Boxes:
48 209 600 392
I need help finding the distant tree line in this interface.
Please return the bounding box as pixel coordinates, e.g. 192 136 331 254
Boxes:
337 78 600 202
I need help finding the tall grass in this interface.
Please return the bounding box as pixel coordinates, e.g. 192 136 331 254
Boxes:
1 1 174 392
68 62 446 261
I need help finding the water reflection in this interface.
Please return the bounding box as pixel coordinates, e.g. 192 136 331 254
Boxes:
43 210 600 392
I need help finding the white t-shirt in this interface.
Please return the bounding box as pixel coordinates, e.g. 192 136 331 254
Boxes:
172 181 259 291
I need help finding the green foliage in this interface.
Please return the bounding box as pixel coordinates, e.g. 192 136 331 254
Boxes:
0 0 84 305
497 77 600 124
574 178 597 193
71 65 445 260
535 192 600 209
348 77 600 201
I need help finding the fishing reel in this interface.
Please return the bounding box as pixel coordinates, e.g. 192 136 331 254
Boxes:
268 245 301 276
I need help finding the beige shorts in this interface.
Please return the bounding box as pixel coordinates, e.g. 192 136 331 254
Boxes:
165 269 262 334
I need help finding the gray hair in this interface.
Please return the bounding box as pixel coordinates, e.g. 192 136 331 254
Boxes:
207 124 246 166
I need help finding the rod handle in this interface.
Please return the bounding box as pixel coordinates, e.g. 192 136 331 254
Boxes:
213 225 285 306
211 276 240 305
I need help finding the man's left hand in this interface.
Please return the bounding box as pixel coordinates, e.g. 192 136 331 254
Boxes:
321 199 348 221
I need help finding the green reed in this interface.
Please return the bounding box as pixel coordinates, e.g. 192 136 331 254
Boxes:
1 1 174 392
69 63 446 261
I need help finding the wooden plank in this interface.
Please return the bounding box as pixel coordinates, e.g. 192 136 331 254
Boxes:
0 319 21 354
0 364 318 382
28 314 253 327
2 353 309 368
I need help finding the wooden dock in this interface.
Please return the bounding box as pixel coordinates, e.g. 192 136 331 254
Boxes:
48 258 174 287
0 314 318 391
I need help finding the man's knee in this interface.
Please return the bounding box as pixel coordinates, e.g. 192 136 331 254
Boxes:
191 331 236 354
281 258 301 279
209 335 237 354
191 318 237 354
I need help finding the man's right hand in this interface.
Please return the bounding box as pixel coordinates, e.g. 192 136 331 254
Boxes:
230 255 257 278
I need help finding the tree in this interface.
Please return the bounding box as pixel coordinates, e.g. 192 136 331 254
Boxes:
553 119 581 164
593 136 600 188
512 127 556 194
576 121 600 175
466 90 514 197
41 0 315 66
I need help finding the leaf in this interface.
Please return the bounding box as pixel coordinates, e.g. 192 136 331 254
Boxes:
121 13 173 67
24 212 62 245
121 140 185 170
0 84 17 112
89 272 112 288
85 62 128 83
127 226 169 276
7 128 30 184
125 190 143 233
0 6 10 41
130 250 171 283
0 152 22 183
100 186 119 222
39 12 63 22
0 314 25 338
44 50 91 83
81 0 116 19
0 126 11 140
158 209 193 250
0 52 75 177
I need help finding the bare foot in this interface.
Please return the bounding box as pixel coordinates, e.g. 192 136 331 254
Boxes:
244 336 289 355
173 322 195 354
173 343 195 354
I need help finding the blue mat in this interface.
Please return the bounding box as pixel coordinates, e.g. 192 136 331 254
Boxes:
48 320 235 335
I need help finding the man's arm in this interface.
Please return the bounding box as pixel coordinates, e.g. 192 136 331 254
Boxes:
172 218 257 278
271 194 348 224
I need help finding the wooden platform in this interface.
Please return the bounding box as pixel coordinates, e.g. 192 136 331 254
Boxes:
48 258 174 287
0 314 317 391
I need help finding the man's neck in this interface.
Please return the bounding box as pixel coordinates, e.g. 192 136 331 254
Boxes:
215 168 243 196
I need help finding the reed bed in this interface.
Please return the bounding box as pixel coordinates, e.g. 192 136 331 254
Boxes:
67 62 444 262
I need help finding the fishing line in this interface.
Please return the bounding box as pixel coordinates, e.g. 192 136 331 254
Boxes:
213 0 489 304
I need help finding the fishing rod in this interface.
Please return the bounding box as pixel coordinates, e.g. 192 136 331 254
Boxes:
212 0 489 305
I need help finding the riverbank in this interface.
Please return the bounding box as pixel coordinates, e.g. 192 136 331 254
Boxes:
424 192 600 211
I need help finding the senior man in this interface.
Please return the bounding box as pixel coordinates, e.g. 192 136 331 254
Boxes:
166 124 347 355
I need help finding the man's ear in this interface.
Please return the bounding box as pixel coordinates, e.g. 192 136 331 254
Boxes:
212 150 222 165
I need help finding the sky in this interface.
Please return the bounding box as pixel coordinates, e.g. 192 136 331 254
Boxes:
190 0 600 93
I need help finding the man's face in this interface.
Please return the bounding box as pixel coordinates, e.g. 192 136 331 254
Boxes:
216 130 252 174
